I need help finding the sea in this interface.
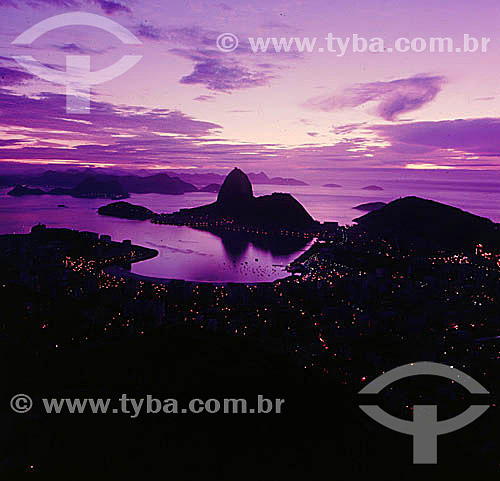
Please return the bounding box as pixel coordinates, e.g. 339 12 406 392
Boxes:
2 168 500 282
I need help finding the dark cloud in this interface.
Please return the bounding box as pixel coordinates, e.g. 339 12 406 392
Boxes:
0 89 291 169
5 100 500 171
135 22 162 40
0 89 288 169
94 0 130 14
134 24 298 92
53 43 105 54
0 66 35 86
0 138 27 146
0 89 221 138
179 57 272 92
372 118 500 155
136 25 215 45
193 95 216 102
306 75 446 121
0 0 130 13
4 87 498 171
332 123 367 135
168 47 273 92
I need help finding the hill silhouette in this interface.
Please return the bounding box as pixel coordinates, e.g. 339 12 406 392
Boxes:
98 202 153 220
1 170 197 196
198 183 220 193
7 185 45 196
217 167 253 207
354 196 500 249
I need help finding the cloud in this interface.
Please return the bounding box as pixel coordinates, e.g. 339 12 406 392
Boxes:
135 24 214 45
372 118 500 154
0 138 27 146
0 88 222 138
0 88 296 170
193 95 216 102
306 132 318 137
306 75 446 121
53 43 105 54
5 96 500 171
179 56 272 92
0 0 130 13
94 0 130 14
136 22 162 40
332 123 367 135
0 89 284 169
0 56 43 86
0 66 34 86
134 24 298 92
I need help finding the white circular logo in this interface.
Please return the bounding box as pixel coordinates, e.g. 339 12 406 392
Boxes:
216 33 239 53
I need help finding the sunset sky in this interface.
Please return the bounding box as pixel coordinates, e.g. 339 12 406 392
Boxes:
1 0 500 177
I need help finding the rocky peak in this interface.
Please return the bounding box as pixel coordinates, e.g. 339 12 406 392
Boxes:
216 168 253 205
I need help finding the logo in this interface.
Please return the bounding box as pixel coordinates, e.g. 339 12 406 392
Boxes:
216 33 239 52
359 362 490 464
11 12 142 114
10 394 33 414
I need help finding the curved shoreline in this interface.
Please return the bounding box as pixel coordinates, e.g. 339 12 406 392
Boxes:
104 265 283 286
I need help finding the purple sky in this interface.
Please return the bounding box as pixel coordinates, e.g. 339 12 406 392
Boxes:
1 0 500 176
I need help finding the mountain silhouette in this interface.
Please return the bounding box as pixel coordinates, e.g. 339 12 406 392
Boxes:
354 196 500 249
217 167 253 209
159 168 318 230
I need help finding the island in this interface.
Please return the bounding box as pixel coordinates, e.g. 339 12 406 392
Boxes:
353 201 386 212
167 170 308 187
98 201 154 220
198 183 220 193
323 183 342 188
8 177 129 200
0 170 198 197
7 185 45 196
247 171 308 186
361 185 384 191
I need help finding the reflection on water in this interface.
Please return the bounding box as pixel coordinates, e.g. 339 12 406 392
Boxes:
3 169 500 281
218 232 250 263
0 189 312 282
205 229 311 263
131 228 313 283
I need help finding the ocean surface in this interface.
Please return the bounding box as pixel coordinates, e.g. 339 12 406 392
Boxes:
2 169 500 282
